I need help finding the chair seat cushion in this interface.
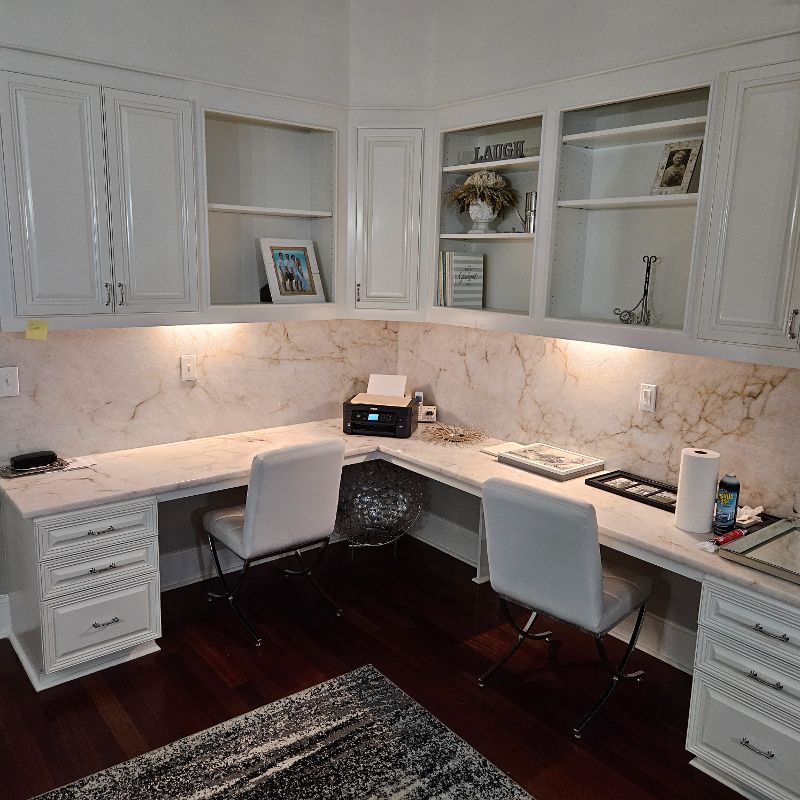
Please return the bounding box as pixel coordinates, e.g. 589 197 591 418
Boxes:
598 561 652 634
203 505 247 558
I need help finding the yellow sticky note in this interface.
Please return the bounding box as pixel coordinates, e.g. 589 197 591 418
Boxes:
25 319 48 341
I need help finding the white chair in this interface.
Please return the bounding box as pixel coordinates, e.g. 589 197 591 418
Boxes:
480 477 652 738
202 440 345 646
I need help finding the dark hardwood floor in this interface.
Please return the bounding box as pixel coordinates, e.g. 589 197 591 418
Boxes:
0 539 739 800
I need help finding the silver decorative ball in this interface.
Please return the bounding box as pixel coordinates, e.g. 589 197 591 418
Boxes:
336 461 423 547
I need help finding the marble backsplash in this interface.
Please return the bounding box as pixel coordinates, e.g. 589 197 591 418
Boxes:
396 323 800 517
0 320 396 463
1 318 798 517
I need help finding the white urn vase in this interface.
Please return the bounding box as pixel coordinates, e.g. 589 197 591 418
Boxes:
468 200 498 234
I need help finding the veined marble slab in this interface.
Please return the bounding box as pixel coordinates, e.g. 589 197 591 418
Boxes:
1 419 798 608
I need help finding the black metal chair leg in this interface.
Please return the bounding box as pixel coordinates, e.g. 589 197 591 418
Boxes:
478 598 553 687
573 603 647 738
283 542 343 617
206 534 263 646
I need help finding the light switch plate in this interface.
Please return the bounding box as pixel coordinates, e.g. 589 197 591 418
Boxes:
180 355 197 382
0 366 19 397
639 383 657 413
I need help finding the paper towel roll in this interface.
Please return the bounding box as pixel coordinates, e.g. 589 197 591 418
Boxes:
675 448 720 534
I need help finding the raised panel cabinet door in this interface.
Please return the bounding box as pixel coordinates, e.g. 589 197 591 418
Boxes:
104 89 198 313
698 61 800 349
355 129 422 309
0 75 113 315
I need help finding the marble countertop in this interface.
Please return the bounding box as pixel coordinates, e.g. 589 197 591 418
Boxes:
1 418 797 608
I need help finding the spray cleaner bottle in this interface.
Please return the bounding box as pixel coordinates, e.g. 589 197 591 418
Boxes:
713 473 740 534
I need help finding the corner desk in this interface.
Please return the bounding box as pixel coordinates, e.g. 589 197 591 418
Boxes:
1 419 798 800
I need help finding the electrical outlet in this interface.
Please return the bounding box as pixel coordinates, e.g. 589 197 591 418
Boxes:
180 355 197 382
0 366 19 397
639 383 657 413
418 405 437 422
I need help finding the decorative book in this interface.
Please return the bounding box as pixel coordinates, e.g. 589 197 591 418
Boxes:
437 252 484 308
498 443 604 481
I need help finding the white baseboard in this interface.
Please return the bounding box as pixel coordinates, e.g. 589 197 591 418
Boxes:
609 609 696 674
0 594 9 639
409 512 479 567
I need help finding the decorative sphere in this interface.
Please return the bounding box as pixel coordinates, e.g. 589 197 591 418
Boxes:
336 461 423 546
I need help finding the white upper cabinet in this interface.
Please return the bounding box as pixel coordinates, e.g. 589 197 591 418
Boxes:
104 89 197 313
355 128 422 309
698 61 800 349
1 75 113 316
0 72 198 320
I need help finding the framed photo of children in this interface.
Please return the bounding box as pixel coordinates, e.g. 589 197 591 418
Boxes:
259 238 325 304
651 139 702 195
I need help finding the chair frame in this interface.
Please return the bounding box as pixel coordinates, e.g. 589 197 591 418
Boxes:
206 534 342 646
479 596 648 738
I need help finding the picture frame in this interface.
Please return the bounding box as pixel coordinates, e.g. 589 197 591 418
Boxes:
650 139 703 195
258 238 325 304
497 443 604 481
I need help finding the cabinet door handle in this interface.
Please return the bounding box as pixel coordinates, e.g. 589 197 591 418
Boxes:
117 283 126 306
786 308 798 340
356 283 361 303
86 525 115 537
88 562 117 575
754 623 790 642
92 616 120 629
747 669 784 691
104 282 113 307
739 737 775 759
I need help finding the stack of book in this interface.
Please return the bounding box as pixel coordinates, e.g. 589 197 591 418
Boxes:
436 252 484 308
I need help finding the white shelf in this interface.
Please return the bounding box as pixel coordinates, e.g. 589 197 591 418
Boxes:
562 116 707 148
207 203 333 218
440 233 535 240
557 194 698 210
442 156 541 174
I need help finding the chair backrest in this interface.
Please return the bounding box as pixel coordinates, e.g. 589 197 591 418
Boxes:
482 477 605 633
241 439 345 560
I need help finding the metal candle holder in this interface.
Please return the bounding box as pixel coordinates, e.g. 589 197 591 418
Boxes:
613 255 657 326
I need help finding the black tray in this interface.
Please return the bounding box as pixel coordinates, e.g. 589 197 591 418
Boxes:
585 470 679 512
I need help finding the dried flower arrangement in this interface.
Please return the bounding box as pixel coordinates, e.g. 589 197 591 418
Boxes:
422 423 487 445
444 170 517 216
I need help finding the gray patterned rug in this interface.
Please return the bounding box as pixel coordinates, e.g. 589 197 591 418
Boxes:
37 665 532 799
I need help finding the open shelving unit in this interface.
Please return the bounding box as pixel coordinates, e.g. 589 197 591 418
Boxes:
204 112 336 306
548 87 710 331
438 115 542 314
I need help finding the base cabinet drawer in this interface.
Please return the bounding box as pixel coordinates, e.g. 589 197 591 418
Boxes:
696 629 800 718
700 580 800 666
42 577 161 673
39 540 158 600
688 674 800 800
36 499 157 560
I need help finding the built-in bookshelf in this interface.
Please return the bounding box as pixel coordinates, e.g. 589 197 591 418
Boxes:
548 87 710 330
204 112 336 306
438 115 542 314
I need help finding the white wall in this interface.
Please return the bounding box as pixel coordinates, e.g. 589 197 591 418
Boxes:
0 0 351 105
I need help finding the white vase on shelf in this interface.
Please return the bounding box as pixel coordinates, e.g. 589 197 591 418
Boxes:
467 200 497 233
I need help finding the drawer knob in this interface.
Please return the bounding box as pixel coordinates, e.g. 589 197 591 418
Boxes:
88 562 117 575
747 669 784 691
86 525 115 537
753 623 790 643
92 616 120 629
739 737 775 760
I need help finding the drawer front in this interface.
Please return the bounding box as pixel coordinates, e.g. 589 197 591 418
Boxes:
39 541 159 600
688 674 800 799
42 576 161 673
700 580 800 667
36 499 157 560
697 629 800 718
